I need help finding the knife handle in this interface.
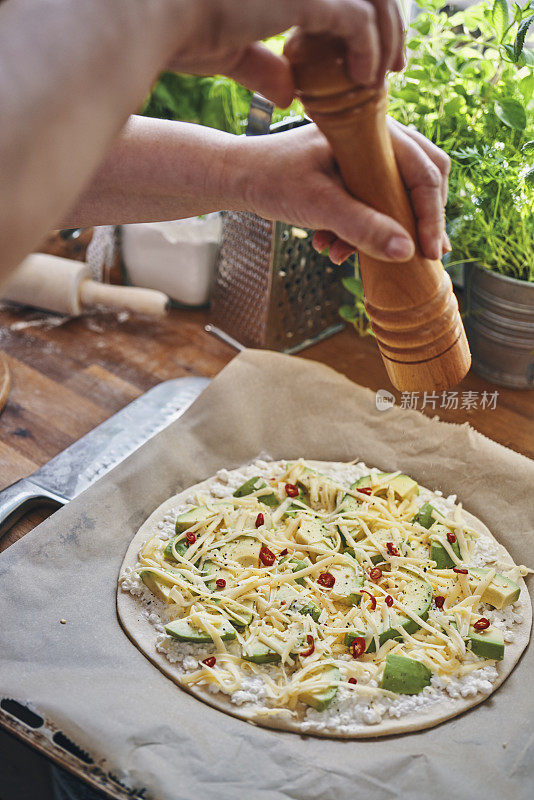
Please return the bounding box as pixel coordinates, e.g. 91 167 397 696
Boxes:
0 479 65 538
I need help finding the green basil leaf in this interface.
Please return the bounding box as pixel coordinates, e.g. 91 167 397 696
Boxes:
341 277 364 298
494 98 527 130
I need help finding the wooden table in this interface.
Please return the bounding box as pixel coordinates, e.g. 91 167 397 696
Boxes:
1 302 532 552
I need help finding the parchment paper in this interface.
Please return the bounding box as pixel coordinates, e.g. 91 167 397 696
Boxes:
1 349 533 800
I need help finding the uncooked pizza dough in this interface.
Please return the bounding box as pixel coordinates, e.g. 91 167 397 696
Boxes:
117 459 531 738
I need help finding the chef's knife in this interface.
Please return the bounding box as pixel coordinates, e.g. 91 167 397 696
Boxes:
0 376 209 538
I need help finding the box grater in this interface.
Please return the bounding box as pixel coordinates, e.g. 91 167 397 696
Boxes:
209 111 352 353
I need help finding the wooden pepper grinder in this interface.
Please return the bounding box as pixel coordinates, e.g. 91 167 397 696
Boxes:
284 33 471 392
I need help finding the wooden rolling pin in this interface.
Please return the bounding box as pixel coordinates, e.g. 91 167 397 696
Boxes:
1 253 169 317
285 33 471 392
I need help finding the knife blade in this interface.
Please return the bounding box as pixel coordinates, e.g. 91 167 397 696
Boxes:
0 376 209 537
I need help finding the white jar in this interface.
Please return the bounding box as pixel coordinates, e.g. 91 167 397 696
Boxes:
121 214 222 306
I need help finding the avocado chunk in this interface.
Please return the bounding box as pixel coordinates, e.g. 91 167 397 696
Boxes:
300 664 340 711
139 569 177 603
276 586 320 621
289 557 311 585
328 560 364 605
201 560 232 592
174 506 212 535
219 599 254 629
294 517 334 554
218 536 262 568
381 653 432 695
284 488 310 518
430 524 461 569
233 476 278 508
468 568 521 609
165 617 236 643
344 569 433 652
467 625 505 661
354 473 419 501
164 537 189 562
412 502 443 529
241 642 281 664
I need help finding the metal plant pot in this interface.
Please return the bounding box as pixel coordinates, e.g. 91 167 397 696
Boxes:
464 263 534 389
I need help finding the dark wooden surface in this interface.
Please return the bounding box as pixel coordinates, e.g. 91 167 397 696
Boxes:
0 302 532 553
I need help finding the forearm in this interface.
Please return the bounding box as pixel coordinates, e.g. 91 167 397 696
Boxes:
0 0 189 280
61 116 243 227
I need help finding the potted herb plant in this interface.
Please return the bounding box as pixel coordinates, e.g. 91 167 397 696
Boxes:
343 0 534 387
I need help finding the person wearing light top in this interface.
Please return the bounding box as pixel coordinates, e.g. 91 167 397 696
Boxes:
0 0 451 289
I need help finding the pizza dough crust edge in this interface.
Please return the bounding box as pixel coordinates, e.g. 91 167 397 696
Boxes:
116 461 532 739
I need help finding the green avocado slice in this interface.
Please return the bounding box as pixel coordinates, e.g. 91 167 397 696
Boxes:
344 569 433 653
467 625 505 661
275 586 320 621
411 501 444 529
300 664 340 711
139 569 177 603
233 476 279 507
380 653 432 695
241 642 281 664
354 473 419 501
468 568 521 609
430 523 461 569
165 618 236 643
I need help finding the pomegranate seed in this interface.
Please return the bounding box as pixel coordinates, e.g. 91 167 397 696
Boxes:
386 542 400 557
255 512 264 528
317 572 335 588
360 590 376 610
473 617 490 631
358 487 372 495
202 657 216 668
348 677 358 685
279 548 288 556
285 483 299 498
447 532 457 544
215 578 226 589
453 567 468 574
349 637 367 659
385 595 394 607
185 532 196 545
259 545 276 566
434 595 445 609
301 634 315 657
369 567 383 581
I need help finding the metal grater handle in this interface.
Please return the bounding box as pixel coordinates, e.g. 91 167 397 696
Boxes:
245 93 274 136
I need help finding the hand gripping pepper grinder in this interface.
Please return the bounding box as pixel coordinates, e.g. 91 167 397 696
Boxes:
284 32 471 392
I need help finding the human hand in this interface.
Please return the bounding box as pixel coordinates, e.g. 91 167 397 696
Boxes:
167 0 404 106
229 119 450 264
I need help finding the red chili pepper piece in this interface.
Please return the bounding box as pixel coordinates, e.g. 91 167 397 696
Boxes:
453 567 468 574
317 572 335 588
279 548 288 556
369 567 383 581
447 532 457 544
215 578 226 589
385 595 394 607
473 617 490 631
434 595 445 609
185 531 196 545
386 542 400 557
348 677 358 685
202 657 216 668
349 637 367 659
301 635 315 658
259 545 276 567
358 487 372 495
285 483 299 498
255 512 264 528
360 589 377 610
